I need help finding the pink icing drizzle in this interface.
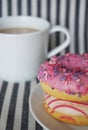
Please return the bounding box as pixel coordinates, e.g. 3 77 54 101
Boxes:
53 105 88 118
45 93 88 119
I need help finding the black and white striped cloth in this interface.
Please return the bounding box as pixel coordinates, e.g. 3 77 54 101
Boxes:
0 79 45 130
0 0 88 130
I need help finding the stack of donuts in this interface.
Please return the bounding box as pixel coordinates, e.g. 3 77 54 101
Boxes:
37 53 88 125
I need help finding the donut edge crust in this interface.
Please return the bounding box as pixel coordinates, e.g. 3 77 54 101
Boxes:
40 82 88 102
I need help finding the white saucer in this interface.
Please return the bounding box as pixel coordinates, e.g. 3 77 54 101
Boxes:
29 83 88 130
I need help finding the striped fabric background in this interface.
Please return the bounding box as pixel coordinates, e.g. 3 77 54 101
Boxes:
0 0 87 53
0 0 88 130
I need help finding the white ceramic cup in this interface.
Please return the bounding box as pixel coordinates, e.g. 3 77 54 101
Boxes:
0 16 70 82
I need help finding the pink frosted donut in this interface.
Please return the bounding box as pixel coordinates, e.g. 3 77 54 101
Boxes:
38 53 88 101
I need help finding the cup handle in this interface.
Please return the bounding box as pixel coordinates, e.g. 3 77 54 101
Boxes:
47 26 70 58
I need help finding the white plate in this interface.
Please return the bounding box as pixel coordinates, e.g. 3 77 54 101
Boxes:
29 83 88 130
